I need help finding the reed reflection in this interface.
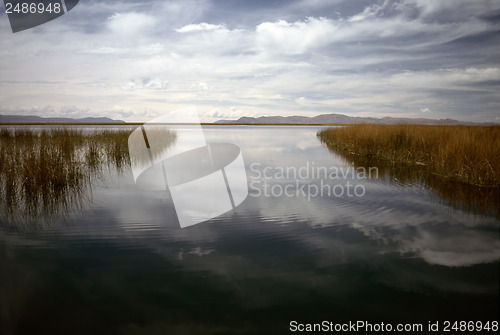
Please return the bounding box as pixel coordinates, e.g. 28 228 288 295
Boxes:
318 133 500 218
0 127 176 226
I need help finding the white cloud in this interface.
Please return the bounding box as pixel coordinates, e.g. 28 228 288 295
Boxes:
111 105 134 118
171 24 247 56
121 81 137 91
348 0 389 22
107 12 156 36
144 79 169 90
256 17 337 55
390 67 500 90
176 22 226 33
121 78 169 91
191 82 209 91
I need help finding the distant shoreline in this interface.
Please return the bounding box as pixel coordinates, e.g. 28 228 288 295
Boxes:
0 122 495 127
0 122 342 126
0 122 138 126
2 112 497 126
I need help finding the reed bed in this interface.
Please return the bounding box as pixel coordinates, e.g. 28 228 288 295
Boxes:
318 124 500 187
318 124 500 216
0 127 136 225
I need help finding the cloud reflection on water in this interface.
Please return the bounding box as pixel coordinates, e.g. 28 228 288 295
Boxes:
1 126 498 303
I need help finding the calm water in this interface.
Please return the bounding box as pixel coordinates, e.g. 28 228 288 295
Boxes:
1 126 498 334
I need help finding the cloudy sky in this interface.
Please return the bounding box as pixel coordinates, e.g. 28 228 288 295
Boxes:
0 0 499 122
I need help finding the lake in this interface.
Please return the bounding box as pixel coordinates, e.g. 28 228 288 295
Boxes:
0 125 498 334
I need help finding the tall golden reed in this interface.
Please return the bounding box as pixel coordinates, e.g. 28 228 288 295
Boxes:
0 127 137 224
318 124 500 187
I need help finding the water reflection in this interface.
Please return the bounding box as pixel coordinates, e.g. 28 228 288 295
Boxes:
177 127 500 269
0 126 498 334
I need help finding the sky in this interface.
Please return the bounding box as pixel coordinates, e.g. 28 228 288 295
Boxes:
0 0 499 122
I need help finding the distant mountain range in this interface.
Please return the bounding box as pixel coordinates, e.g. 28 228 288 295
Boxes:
0 114 125 124
1 113 495 125
216 113 495 125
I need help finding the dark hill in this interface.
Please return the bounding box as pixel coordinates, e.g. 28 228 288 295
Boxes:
0 115 125 124
216 113 493 125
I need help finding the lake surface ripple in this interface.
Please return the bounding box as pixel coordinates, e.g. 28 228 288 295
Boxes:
0 126 498 335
